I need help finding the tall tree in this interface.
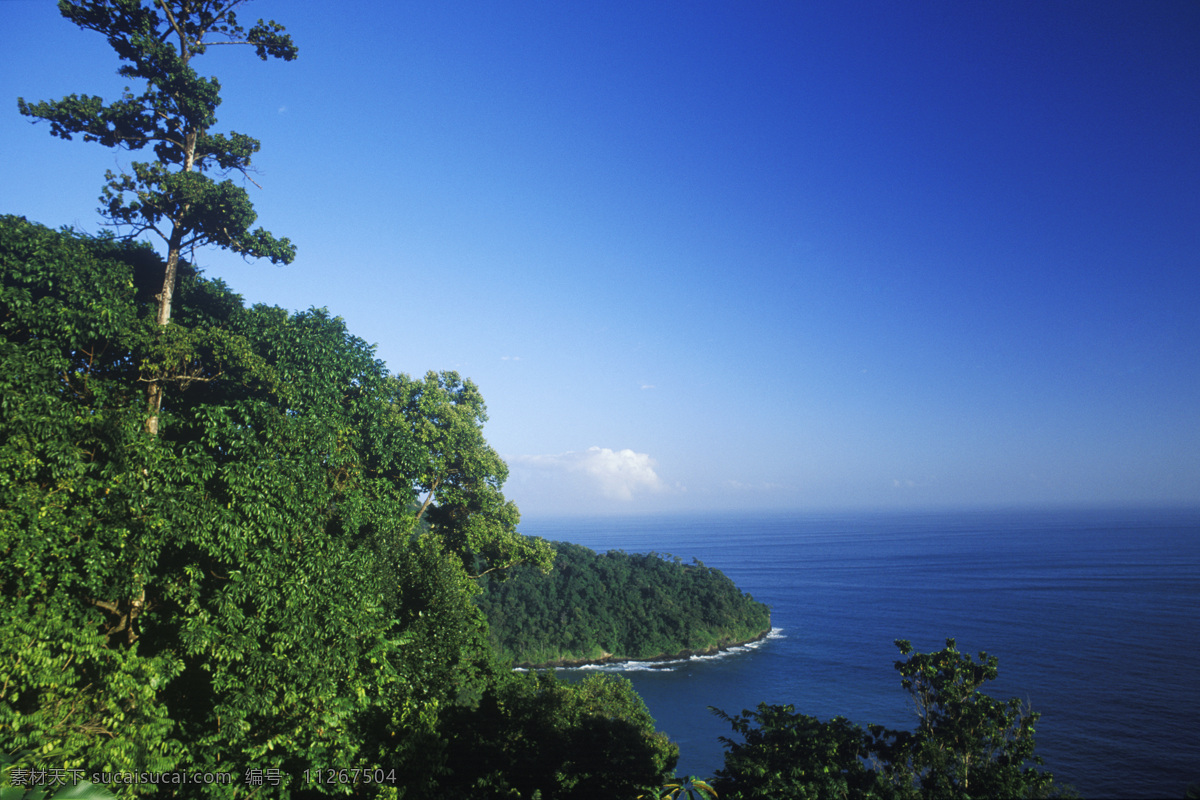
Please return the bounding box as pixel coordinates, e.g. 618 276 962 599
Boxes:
712 638 1072 799
396 370 554 577
18 0 297 434
399 370 494 526
882 638 1065 799
436 671 679 798
0 218 474 794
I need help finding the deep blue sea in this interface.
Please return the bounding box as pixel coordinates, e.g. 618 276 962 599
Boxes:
519 507 1200 799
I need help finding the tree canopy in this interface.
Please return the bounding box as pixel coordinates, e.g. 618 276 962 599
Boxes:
396 370 553 578
19 0 297 328
0 216 569 797
5 8 655 795
19 0 298 437
711 638 1073 800
477 541 771 667
436 671 679 798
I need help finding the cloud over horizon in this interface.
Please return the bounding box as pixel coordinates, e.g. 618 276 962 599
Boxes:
512 446 667 500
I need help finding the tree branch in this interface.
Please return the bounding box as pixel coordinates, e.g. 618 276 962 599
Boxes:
414 479 440 524
239 169 263 190
156 0 188 57
89 598 119 615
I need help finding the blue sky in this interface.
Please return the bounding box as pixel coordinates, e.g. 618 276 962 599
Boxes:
3 1 1198 516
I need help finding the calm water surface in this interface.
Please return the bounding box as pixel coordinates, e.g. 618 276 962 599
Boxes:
519 507 1200 799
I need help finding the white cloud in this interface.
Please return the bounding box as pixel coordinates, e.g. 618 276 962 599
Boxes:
892 476 936 489
512 446 666 500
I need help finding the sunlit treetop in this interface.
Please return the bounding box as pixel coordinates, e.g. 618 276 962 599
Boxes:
18 0 297 331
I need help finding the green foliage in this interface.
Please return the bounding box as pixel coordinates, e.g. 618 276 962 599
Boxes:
0 217 558 796
1 750 120 800
0 217 184 781
879 638 1068 800
394 370 553 578
477 541 771 666
18 0 297 331
1 215 398 789
711 705 888 800
435 671 679 799
645 775 719 800
711 639 1073 800
4 9 671 797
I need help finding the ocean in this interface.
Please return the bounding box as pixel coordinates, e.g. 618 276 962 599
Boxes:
518 507 1200 799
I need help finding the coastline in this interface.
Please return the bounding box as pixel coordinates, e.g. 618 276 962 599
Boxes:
513 626 774 670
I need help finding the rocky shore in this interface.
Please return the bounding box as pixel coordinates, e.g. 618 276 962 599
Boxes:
514 626 773 670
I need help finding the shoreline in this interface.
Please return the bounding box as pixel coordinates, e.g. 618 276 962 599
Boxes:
513 626 774 670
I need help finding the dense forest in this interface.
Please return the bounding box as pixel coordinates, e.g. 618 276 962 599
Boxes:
3 3 1073 797
478 542 771 667
0 214 679 798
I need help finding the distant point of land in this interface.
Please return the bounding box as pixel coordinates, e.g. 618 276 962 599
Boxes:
476 540 772 669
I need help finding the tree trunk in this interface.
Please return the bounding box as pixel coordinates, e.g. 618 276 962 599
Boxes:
156 240 180 327
145 231 182 436
415 482 439 524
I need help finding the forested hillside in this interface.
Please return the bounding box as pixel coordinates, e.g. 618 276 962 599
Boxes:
478 541 772 667
0 216 676 797
2 2 682 791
